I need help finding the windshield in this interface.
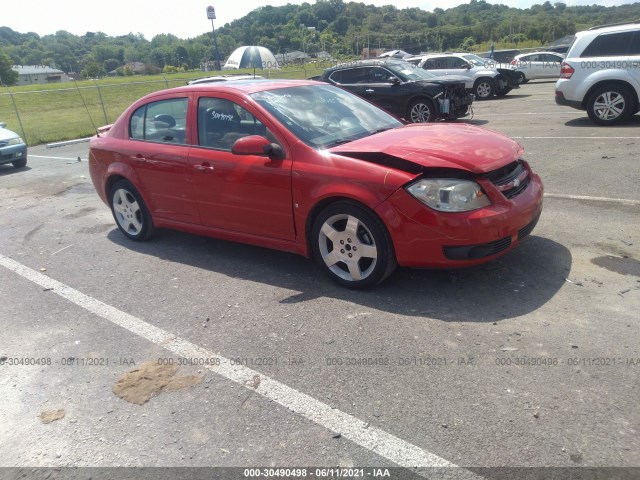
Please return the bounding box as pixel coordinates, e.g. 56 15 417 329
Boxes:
251 84 402 149
387 64 438 81
462 54 489 66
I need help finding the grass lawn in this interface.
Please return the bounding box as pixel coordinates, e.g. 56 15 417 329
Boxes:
0 66 325 146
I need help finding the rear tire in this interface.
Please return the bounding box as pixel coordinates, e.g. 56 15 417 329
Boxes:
109 179 155 241
515 72 527 84
586 84 635 126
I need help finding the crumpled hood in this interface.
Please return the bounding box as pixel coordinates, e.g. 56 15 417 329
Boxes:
330 123 523 174
413 77 467 87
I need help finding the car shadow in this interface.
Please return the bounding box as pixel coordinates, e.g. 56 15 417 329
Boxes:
564 115 640 127
462 119 490 126
106 228 570 323
492 93 531 100
0 165 31 176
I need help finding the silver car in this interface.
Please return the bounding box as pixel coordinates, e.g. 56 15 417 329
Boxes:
0 122 27 169
510 52 565 84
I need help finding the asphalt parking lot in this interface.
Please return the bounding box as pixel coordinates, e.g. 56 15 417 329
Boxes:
0 81 638 479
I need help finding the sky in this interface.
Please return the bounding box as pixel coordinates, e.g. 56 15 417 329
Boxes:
1 0 637 40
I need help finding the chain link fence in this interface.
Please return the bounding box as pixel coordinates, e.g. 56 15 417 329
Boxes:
0 68 318 146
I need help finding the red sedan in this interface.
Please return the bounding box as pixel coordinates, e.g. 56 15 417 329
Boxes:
89 79 543 288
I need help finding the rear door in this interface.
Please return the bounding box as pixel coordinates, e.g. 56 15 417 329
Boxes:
528 54 546 78
126 97 199 224
188 94 295 240
628 31 640 89
540 54 562 78
422 56 473 88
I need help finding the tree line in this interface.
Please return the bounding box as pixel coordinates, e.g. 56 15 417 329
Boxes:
1 0 639 85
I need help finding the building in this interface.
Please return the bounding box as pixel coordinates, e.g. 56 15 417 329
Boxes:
12 66 69 86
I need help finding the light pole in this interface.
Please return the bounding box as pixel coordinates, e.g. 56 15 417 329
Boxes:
207 6 222 71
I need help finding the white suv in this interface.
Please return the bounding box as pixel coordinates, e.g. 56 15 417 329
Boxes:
406 53 520 99
555 21 640 125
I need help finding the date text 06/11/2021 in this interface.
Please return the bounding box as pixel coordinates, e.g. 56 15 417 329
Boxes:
243 468 392 478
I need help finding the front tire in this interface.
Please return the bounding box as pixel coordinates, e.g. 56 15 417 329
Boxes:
515 72 527 84
12 158 27 168
408 98 436 123
474 78 495 100
109 179 155 241
311 201 396 288
586 84 635 126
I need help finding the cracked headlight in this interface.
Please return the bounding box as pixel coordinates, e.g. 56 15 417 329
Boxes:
406 178 491 212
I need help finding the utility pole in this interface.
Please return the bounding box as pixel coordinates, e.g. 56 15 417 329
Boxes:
207 6 221 71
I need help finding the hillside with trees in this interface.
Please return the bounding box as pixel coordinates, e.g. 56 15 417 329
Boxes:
1 0 640 84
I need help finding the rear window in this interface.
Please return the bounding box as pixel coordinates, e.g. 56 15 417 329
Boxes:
129 98 188 144
581 31 635 57
629 32 640 55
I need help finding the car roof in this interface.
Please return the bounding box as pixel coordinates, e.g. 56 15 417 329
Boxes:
323 59 410 72
141 79 323 100
188 74 263 85
515 51 564 58
406 52 469 60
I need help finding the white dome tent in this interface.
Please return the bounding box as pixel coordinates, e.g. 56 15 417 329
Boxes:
223 46 280 70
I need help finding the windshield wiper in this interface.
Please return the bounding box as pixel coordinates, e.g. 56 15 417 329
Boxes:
324 138 353 148
369 127 393 135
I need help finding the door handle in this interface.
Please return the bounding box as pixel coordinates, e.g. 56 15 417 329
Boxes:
194 162 214 172
134 154 147 163
365 89 375 93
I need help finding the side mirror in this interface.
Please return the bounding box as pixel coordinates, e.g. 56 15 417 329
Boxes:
390 77 401 85
0 122 6 129
464 63 472 69
232 135 284 160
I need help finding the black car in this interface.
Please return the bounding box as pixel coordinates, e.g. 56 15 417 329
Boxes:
315 60 473 123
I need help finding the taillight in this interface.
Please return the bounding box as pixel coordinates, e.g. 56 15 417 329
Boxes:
560 62 574 79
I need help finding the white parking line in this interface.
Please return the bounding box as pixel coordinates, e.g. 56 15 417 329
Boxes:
545 193 640 205
482 112 570 116
29 155 84 161
0 253 478 477
513 136 638 139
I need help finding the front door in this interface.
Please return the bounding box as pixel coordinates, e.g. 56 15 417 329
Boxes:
188 95 295 240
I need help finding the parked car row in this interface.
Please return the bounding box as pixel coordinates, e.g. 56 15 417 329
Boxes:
12 21 640 288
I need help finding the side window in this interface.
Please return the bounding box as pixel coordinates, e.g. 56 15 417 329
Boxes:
328 70 342 83
337 68 369 84
197 97 274 151
129 98 187 144
425 57 447 69
370 67 395 83
449 57 468 69
581 31 634 57
629 31 640 55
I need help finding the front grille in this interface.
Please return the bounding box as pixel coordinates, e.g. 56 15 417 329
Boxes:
518 213 541 241
486 160 530 199
443 235 512 260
